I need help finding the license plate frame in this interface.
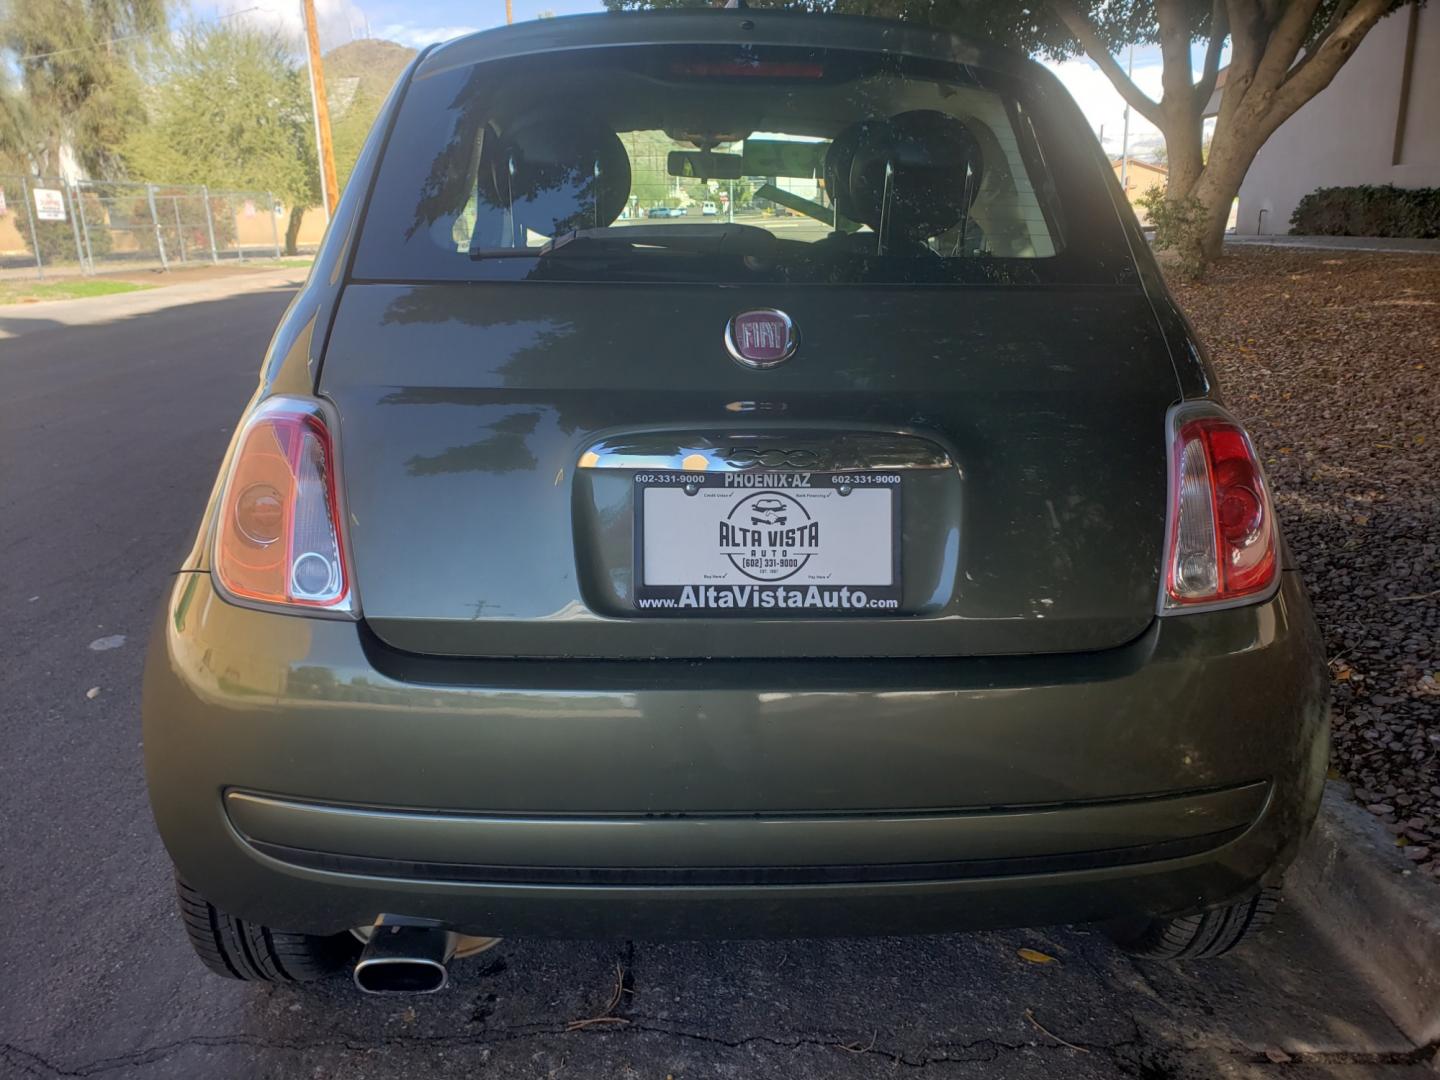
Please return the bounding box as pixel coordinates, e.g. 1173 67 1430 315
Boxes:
633 470 902 616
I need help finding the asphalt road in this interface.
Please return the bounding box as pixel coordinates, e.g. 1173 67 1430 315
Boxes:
0 281 1434 1080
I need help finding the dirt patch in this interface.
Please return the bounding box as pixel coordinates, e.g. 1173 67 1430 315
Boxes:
1169 248 1440 878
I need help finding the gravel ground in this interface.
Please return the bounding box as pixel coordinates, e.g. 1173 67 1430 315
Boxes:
1170 249 1440 878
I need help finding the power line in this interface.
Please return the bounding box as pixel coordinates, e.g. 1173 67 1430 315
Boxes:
16 7 262 64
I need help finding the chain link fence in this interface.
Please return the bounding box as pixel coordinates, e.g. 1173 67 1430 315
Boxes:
0 176 289 280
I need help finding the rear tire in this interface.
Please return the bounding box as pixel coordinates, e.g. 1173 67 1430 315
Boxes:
176 876 357 983
1104 886 1280 960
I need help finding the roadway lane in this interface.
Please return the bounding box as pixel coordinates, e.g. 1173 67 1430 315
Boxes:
0 282 1432 1080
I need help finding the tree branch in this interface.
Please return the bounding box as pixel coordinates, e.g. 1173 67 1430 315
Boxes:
1194 0 1229 108
1252 0 1325 93
1049 0 1164 125
1289 0 1360 80
1156 0 1200 109
1314 0 1361 47
1272 0 1391 109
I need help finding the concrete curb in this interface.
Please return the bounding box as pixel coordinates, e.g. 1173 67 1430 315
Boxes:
1223 235 1440 255
1286 781 1440 1046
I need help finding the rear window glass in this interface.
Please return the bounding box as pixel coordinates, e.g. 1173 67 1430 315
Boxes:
353 44 1104 286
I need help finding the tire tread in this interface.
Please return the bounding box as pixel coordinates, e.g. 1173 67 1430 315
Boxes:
175 876 353 983
1106 887 1281 960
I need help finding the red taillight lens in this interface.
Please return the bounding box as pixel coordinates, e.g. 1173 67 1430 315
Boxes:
214 398 352 613
1163 407 1278 611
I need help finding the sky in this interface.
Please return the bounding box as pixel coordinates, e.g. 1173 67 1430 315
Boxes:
200 0 1222 162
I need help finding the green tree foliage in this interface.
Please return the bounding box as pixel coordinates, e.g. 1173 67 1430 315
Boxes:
0 0 165 176
623 130 683 206
329 91 377 190
0 81 38 172
122 23 319 253
609 0 1409 271
324 38 415 188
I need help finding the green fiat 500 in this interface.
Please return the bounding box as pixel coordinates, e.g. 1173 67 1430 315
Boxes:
143 10 1329 993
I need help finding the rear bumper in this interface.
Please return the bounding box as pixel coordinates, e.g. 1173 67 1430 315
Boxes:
143 572 1329 939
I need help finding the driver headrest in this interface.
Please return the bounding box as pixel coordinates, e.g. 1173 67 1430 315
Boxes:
841 110 984 239
479 112 632 236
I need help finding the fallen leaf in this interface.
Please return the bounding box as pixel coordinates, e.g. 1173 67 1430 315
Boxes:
1264 1048 1293 1064
1017 948 1057 965
85 687 101 699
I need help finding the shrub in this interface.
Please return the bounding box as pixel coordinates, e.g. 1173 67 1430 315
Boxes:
1137 185 1209 279
1290 185 1440 239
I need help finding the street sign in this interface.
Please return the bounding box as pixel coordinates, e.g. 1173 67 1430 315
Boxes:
33 188 66 222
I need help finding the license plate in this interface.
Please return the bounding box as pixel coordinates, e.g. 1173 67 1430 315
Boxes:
634 471 901 615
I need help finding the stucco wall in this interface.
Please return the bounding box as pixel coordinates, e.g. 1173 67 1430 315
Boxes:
1236 2 1440 235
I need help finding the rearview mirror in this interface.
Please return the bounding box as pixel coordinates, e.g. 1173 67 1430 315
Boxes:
667 150 745 180
741 140 827 179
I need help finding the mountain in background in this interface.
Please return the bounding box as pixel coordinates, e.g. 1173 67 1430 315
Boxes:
325 39 417 102
324 39 418 187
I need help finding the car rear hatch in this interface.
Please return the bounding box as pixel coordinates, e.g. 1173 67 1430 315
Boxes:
321 281 1177 658
319 21 1180 659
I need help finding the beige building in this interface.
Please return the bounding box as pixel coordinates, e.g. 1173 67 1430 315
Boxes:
1234 1 1439 235
1112 159 1169 224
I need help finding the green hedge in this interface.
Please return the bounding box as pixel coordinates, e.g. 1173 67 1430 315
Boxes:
1290 184 1440 239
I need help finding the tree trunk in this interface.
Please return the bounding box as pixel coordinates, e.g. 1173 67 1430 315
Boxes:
1051 0 1396 276
284 206 304 256
1189 100 1285 262
1159 106 1204 203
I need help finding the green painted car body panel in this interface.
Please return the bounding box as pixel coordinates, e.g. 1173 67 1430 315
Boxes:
321 282 1177 658
144 10 1330 943
145 570 1326 937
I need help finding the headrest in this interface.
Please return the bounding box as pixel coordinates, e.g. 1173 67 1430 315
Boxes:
480 113 632 236
842 110 984 240
822 120 872 224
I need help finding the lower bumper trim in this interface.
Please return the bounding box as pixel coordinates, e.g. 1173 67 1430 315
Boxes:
246 828 1248 888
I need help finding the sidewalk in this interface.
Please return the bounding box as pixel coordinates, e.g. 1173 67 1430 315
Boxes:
1226 234 1440 254
0 264 310 341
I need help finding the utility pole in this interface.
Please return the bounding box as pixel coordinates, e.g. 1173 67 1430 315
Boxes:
506 0 514 23
302 0 340 221
1119 43 1134 192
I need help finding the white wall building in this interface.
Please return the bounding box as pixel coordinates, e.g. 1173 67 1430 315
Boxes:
1234 1 1439 236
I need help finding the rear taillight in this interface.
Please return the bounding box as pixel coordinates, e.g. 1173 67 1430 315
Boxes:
1161 404 1278 613
214 397 353 615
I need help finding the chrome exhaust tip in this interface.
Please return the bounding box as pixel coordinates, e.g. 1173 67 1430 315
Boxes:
353 924 457 994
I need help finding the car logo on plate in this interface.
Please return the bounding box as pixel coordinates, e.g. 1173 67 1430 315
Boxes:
719 491 820 581
725 309 798 369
